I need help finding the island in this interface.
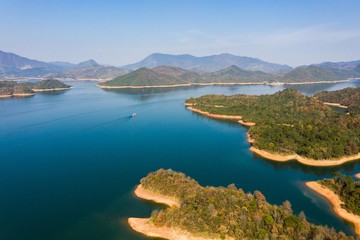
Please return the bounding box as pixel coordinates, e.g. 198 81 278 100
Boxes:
306 172 360 235
185 88 360 166
0 79 71 98
129 169 353 239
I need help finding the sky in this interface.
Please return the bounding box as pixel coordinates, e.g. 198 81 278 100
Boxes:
0 0 359 67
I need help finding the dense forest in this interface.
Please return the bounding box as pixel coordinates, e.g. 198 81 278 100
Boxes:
186 88 360 160
140 169 353 239
315 87 360 116
319 172 360 215
0 79 71 97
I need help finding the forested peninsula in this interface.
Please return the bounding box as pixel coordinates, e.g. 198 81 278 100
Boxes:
306 172 360 235
0 79 71 97
185 88 360 166
314 87 360 116
129 169 353 239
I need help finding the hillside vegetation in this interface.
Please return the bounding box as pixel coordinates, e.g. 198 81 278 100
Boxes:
277 66 359 82
315 87 360 116
139 169 353 239
186 89 360 160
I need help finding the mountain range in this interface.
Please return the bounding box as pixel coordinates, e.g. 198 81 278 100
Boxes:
1 50 360 84
0 50 127 80
121 53 292 74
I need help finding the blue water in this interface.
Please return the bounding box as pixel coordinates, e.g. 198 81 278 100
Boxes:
0 80 359 240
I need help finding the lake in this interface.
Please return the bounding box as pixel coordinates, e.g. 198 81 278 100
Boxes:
0 80 359 239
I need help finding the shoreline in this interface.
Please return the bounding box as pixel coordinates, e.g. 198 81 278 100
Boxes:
323 102 349 109
32 87 72 92
355 173 360 179
305 181 360 236
250 147 360 167
128 218 216 240
187 105 360 167
97 79 358 89
133 184 180 207
12 93 35 97
129 185 218 239
0 94 12 98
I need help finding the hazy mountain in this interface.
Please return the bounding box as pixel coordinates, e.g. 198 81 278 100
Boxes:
48 65 128 80
121 53 292 74
49 61 76 69
314 60 360 71
76 59 99 68
0 50 52 74
277 65 360 82
206 65 273 82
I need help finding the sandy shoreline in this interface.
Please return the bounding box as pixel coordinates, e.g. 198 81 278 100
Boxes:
305 181 360 235
134 185 180 207
97 82 266 89
187 106 243 120
12 93 35 97
0 94 12 98
187 105 360 167
250 147 360 167
97 79 359 89
355 173 360 179
323 102 349 109
32 87 72 92
129 185 220 239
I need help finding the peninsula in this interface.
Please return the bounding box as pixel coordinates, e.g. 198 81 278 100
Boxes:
306 172 360 236
185 88 360 166
129 169 353 239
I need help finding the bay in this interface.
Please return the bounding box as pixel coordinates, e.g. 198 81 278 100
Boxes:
0 80 359 239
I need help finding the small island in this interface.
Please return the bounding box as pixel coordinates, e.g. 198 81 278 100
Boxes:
0 79 71 98
185 88 360 166
129 169 353 239
306 172 360 235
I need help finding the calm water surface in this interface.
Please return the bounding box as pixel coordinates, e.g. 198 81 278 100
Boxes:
0 81 360 239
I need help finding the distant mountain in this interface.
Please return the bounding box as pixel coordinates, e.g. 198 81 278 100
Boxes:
277 65 360 82
206 65 273 83
49 61 76 69
76 59 99 68
314 60 360 71
99 65 275 87
0 50 52 74
48 66 128 80
121 53 292 74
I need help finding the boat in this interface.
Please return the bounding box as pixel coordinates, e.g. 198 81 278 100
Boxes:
132 112 137 117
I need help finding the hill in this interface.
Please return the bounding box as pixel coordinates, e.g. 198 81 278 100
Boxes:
206 65 273 82
129 169 353 239
122 53 292 74
277 65 360 82
32 79 71 90
98 67 182 87
186 88 360 162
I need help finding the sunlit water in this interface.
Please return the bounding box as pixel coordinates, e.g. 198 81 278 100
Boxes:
0 80 359 239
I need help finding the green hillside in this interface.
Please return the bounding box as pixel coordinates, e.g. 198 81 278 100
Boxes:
136 169 353 239
207 65 273 82
186 88 360 160
278 65 359 82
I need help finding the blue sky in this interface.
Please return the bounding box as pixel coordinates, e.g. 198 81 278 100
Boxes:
0 0 359 67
